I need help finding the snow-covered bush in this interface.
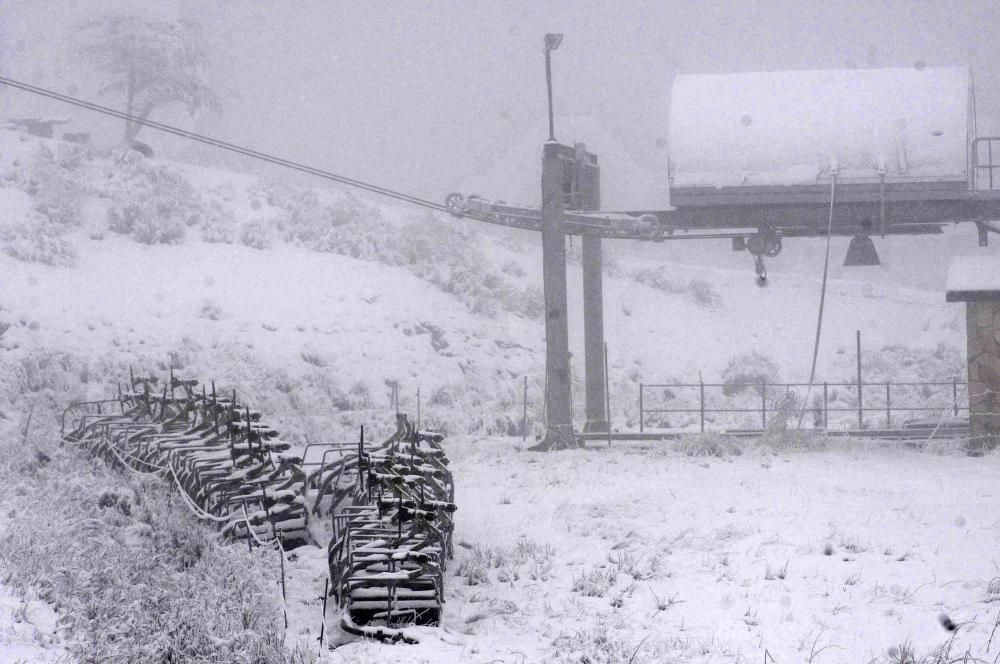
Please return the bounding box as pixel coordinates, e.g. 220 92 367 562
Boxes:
677 432 743 457
631 267 720 307
130 207 187 244
721 351 780 396
630 266 688 295
200 200 237 244
239 218 273 249
199 299 223 321
101 150 200 244
500 259 526 278
18 145 88 227
0 214 77 266
260 183 544 319
688 278 720 306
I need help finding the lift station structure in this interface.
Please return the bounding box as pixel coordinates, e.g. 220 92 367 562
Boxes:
446 60 1000 449
5 48 1000 449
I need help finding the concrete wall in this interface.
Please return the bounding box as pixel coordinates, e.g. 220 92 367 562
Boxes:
966 301 1000 450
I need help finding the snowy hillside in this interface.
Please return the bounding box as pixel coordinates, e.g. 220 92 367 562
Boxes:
0 129 969 416
0 128 993 662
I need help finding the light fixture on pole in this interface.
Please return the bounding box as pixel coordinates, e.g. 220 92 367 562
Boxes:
544 33 563 141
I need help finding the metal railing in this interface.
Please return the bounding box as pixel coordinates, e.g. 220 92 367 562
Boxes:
638 379 967 432
972 137 1000 190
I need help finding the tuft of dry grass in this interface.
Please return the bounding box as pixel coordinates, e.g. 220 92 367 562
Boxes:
572 566 618 597
0 425 290 662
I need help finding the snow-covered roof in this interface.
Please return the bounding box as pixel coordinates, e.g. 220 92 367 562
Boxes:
946 255 1000 301
670 66 971 188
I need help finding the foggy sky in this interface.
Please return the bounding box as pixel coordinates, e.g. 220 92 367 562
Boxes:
3 0 999 206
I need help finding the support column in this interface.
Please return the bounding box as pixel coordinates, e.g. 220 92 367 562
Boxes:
537 142 576 449
966 301 1000 452
582 235 608 432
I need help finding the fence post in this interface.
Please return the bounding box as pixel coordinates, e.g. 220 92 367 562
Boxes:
953 379 958 417
856 330 863 430
823 382 828 430
699 380 705 433
522 376 528 441
417 388 421 431
639 383 644 433
761 381 767 429
886 381 890 428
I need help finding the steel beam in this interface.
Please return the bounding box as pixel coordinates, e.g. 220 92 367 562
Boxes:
538 142 576 449
582 236 608 433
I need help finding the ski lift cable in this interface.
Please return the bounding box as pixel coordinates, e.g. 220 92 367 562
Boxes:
797 172 838 430
0 75 448 213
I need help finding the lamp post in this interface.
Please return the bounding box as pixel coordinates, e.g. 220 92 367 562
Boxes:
544 33 563 141
533 32 576 450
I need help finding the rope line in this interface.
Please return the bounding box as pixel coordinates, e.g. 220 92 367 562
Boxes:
0 76 447 213
167 462 233 523
104 438 165 476
797 173 838 429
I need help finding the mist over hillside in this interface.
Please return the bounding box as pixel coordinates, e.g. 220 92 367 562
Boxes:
3 3 1000 662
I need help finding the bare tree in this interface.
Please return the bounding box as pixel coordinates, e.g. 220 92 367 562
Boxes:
79 15 220 145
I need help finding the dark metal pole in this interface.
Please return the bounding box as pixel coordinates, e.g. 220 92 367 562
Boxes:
886 382 891 427
639 383 644 433
699 381 705 433
582 161 607 433
545 48 555 141
953 379 959 417
318 577 329 651
823 382 828 430
761 381 767 429
856 330 863 429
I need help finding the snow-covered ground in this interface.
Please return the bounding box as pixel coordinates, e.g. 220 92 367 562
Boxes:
335 437 1000 663
0 128 995 662
0 582 66 663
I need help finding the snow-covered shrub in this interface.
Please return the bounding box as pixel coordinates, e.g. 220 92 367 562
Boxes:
501 259 526 278
631 267 720 307
199 299 223 320
630 266 687 295
0 213 77 266
677 432 743 457
261 184 544 319
200 200 237 243
18 145 88 226
348 381 374 409
688 278 720 307
130 207 187 244
101 150 201 244
239 218 273 250
721 351 780 396
766 390 802 430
